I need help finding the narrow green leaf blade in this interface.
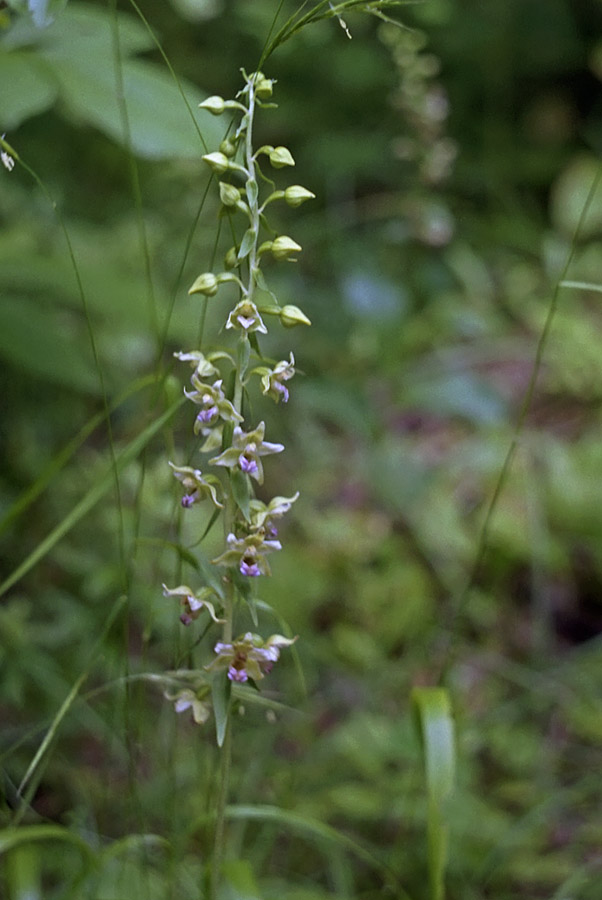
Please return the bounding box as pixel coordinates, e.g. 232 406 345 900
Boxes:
412 687 455 900
212 671 231 748
0 397 184 598
230 468 251 522
0 825 94 857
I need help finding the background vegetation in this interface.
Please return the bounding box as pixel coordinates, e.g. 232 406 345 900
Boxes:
1 0 601 897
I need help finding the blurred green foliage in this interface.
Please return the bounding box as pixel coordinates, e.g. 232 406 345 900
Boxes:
1 0 602 898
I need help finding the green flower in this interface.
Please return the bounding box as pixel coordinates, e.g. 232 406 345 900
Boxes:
249 492 300 532
199 95 227 115
202 152 231 175
168 462 223 508
164 687 212 725
206 632 297 683
258 235 302 261
279 304 311 327
269 146 295 168
188 272 219 296
226 300 268 334
284 184 315 207
256 352 295 403
162 583 224 625
212 531 281 577
173 350 220 380
209 421 284 484
183 377 243 450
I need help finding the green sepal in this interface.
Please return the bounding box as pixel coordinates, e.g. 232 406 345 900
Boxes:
225 366 237 400
238 227 256 261
194 506 221 547
221 420 234 452
232 567 252 603
212 670 231 748
165 540 200 571
237 336 251 379
246 178 259 208
253 266 279 304
230 468 251 522
248 331 261 358
236 112 250 140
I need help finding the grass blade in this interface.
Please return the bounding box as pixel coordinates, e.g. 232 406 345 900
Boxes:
224 803 412 898
14 594 127 823
412 687 455 900
0 397 184 599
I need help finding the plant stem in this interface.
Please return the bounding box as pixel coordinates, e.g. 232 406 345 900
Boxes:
210 712 232 900
239 72 264 313
209 72 261 900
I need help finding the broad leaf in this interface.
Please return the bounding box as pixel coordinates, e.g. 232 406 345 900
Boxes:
0 52 57 128
0 296 100 393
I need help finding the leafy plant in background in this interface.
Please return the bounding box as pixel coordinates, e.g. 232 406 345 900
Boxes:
1 2 457 898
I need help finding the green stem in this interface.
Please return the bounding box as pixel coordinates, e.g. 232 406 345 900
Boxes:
209 72 262 900
210 714 232 900
244 83 260 306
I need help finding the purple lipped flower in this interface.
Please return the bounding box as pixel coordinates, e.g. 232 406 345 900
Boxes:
240 554 261 577
196 404 219 425
239 452 259 476
207 632 298 683
169 462 223 509
226 300 268 334
209 421 284 485
259 353 295 403
228 665 248 683
164 688 212 725
162 583 224 625
274 382 289 402
212 532 280 577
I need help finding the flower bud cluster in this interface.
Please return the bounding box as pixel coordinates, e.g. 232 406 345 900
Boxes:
164 71 311 725
380 24 456 247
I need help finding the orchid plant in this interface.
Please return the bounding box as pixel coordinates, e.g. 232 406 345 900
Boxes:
160 68 314 893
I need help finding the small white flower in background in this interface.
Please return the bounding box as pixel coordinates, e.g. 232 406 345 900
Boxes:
1 135 14 172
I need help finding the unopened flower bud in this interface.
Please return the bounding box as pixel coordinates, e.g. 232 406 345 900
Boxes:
254 72 274 99
269 146 295 168
220 137 238 158
199 96 227 115
280 304 311 328
202 152 230 175
224 246 239 269
188 272 219 297
271 235 302 260
284 185 316 207
219 182 241 207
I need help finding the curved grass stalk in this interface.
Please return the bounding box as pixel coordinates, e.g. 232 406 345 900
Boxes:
0 137 130 606
109 0 159 349
222 803 413 899
12 594 127 826
259 0 408 64
441 161 602 678
0 398 184 599
0 373 157 538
